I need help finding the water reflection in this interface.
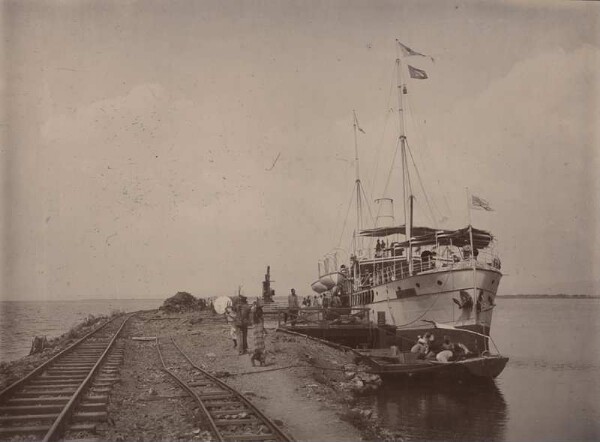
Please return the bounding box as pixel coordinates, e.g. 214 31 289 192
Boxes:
373 377 508 441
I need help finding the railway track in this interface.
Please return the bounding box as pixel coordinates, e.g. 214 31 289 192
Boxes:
157 337 294 442
0 314 133 442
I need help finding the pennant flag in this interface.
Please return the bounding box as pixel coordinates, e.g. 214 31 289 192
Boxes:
354 111 366 134
397 41 435 62
471 195 493 211
408 65 428 80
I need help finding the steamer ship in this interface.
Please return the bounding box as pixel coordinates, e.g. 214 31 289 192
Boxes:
311 42 503 355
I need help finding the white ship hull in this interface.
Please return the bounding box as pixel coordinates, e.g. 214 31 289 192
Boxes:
350 265 502 352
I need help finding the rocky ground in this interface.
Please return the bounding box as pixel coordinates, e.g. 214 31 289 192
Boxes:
1 309 403 442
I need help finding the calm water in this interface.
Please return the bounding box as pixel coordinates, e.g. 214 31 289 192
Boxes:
0 299 161 362
2 298 599 440
372 298 600 441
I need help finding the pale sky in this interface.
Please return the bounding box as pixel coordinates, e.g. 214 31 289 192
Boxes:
1 0 599 300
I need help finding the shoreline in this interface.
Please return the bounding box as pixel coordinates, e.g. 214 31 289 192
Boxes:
1 309 402 442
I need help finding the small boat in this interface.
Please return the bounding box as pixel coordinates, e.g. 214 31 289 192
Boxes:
357 348 508 379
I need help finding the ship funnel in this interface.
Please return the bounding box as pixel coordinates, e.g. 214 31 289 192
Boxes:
375 198 395 227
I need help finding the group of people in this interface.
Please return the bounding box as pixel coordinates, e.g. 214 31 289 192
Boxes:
300 292 342 309
225 295 267 366
283 288 345 324
410 332 471 363
375 239 387 257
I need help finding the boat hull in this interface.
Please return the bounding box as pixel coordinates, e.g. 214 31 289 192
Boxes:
353 266 502 353
369 355 509 379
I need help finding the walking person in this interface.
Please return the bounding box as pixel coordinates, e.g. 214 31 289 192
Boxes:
288 288 300 326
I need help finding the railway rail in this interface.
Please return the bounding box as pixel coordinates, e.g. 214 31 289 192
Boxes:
157 337 294 442
0 314 133 442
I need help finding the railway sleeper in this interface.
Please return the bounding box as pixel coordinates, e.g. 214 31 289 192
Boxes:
7 397 70 406
214 417 259 425
0 401 108 415
223 434 281 441
42 369 90 374
0 423 98 437
210 409 250 416
27 381 82 387
92 381 118 388
196 389 230 395
75 351 109 355
72 411 108 422
197 393 235 400
90 387 113 394
204 400 242 407
39 375 88 381
51 363 96 367
95 376 120 382
4 394 108 407
93 380 119 387
14 388 78 397
0 412 59 423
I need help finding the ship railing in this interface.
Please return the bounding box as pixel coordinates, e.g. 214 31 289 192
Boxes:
277 306 372 328
370 255 499 285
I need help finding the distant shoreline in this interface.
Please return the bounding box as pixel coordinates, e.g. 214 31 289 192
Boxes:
498 294 599 299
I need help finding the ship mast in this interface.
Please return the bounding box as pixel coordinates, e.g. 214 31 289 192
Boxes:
395 40 414 274
353 110 364 256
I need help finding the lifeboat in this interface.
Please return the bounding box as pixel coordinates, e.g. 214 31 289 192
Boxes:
311 272 346 294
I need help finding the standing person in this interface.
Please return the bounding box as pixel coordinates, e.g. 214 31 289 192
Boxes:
330 292 342 321
313 294 320 308
224 305 238 349
250 300 267 366
288 289 300 326
235 295 251 355
322 292 330 308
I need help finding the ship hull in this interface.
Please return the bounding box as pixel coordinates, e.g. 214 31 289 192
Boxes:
353 266 502 353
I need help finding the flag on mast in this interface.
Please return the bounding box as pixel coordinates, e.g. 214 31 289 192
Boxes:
354 111 366 134
397 41 435 62
471 195 493 211
408 65 428 80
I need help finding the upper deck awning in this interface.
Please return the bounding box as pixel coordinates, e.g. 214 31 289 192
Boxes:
359 225 494 249
359 225 438 237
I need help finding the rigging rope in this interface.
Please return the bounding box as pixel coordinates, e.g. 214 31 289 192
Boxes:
359 182 375 227
404 90 447 225
336 185 357 250
406 140 438 228
368 63 397 204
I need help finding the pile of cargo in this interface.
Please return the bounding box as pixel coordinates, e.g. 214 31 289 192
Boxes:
160 291 206 313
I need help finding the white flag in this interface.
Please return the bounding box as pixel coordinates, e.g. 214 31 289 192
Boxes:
471 195 493 211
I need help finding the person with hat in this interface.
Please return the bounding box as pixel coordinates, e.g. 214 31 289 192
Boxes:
288 288 300 326
235 295 251 354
